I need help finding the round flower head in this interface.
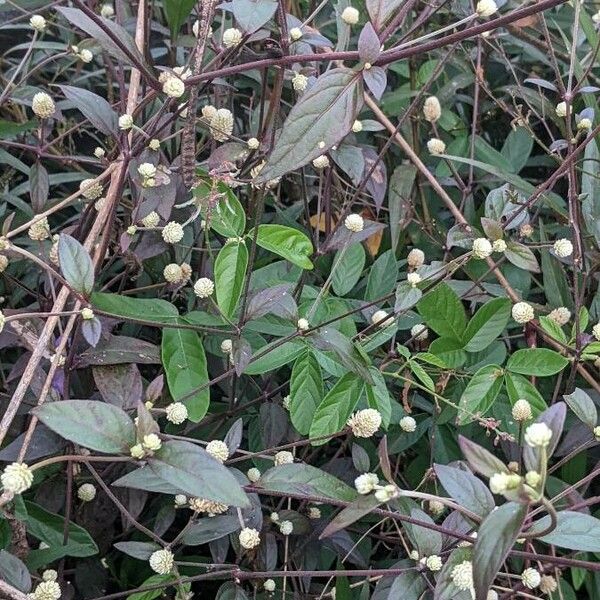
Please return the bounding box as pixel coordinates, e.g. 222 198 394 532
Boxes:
223 27 242 48
247 467 261 482
289 27 303 41
221 339 233 354
344 213 364 232
539 575 558 594
512 301 534 324
0 255 8 272
472 237 493 259
492 238 507 253
341 6 360 24
42 570 57 582
100 3 115 17
292 72 308 92
206 440 229 463
77 482 96 502
594 425 600 441
162 76 185 98
149 548 174 575
127 225 137 236
407 272 421 287
166 402 188 424
407 248 425 267
201 104 217 120
450 560 473 591
239 527 261 549
297 317 310 331
371 309 392 328
593 322 600 341
1 462 34 494
279 520 293 535
30 15 47 32
138 162 156 179
308 506 321 519
33 580 61 600
94 147 105 158
556 101 567 117
489 472 521 494
578 118 593 131
553 238 573 258
347 408 382 437
428 499 445 517
423 96 441 123
274 450 294 466
148 138 160 151
427 138 446 155
28 217 50 241
194 277 214 298
400 415 417 432
141 211 160 227
409 550 419 560
525 470 541 487
520 223 534 237
142 433 162 451
524 422 552 448
162 221 184 244
0 311 5 335
476 0 497 17
118 114 133 130
130 443 144 459
78 49 93 63
410 323 428 341
487 592 499 600
32 92 55 119
174 494 187 506
354 472 379 494
264 579 276 592
80 178 103 200
352 120 363 133
425 555 443 571
312 155 330 170
209 108 234 142
521 567 541 589
548 307 571 325
374 484 397 503
247 137 260 150
163 263 183 284
512 399 532 422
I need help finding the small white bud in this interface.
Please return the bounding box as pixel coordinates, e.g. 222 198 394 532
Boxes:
163 263 184 284
548 307 571 326
341 6 360 25
410 323 428 341
297 318 310 331
77 483 96 502
292 72 308 92
80 307 94 320
472 237 493 259
354 472 379 494
264 579 276 592
423 96 442 123
593 322 600 341
512 301 534 324
400 416 417 432
312 154 330 170
165 402 188 425
174 494 187 506
100 4 115 18
142 433 162 451
149 548 174 575
42 570 57 582
344 213 364 232
247 467 261 482
162 221 184 244
223 28 242 48
1 462 34 494
30 15 47 32
289 27 303 41
555 102 568 117
221 339 233 353
352 120 363 133
407 248 425 267
279 520 293 535
512 399 532 422
148 138 160 150
206 440 229 463
492 239 507 253
28 217 50 241
427 138 445 155
141 211 160 227
371 309 393 328
94 147 105 158
524 423 552 448
32 92 55 118
407 272 421 287
521 568 541 589
425 555 443 571
162 76 186 98
239 527 261 549
209 108 234 142
119 114 133 130
476 0 498 17
553 238 573 258
274 450 294 465
450 561 474 591
247 137 260 150
578 118 593 131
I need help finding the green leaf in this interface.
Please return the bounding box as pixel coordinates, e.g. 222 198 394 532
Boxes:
457 365 503 425
232 0 278 32
417 283 467 341
255 68 363 182
321 494 382 539
127 574 176 600
394 281 422 313
505 372 547 415
434 547 473 600
181 515 240 545
534 511 600 551
253 224 313 270
244 340 305 375
389 165 417 253
256 463 357 502
404 507 442 556
161 329 210 422
114 541 159 560
164 0 196 37
462 298 511 352
91 292 179 324
409 360 434 392
506 348 569 377
365 368 392 428
385 571 426 600
429 337 467 368
290 350 324 435
196 182 246 238
33 400 135 453
149 440 249 507
501 127 533 173
366 249 397 301
0 119 36 140
332 242 365 296
581 132 600 249
473 502 527 600
215 241 248 319
58 234 94 296
538 315 568 345
564 388 598 429
504 241 540 273
0 550 31 593
309 373 364 444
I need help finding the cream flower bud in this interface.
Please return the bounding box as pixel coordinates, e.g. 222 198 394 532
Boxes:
593 322 600 341
163 263 183 284
100 3 114 17
118 114 133 130
239 527 261 549
79 49 93 63
279 520 293 535
427 138 445 155
520 223 534 238
492 239 507 253
354 472 379 494
33 580 61 600
32 92 55 118
290 27 303 41
428 499 445 517
425 555 443 571
555 102 567 117
423 96 441 123
308 506 321 519
374 484 397 503
539 575 558 594
138 162 157 179
206 440 229 463
371 309 392 328
194 277 214 298
1 462 34 494
270 512 279 522
341 6 360 25
344 213 364 232
553 238 573 258
476 0 498 17
79 308 94 321
282 394 291 410
312 155 330 170
407 272 421 287
42 570 57 582
487 592 499 600
525 470 541 487
223 27 243 47
174 494 187 506
512 301 534 324
548 307 571 325
521 568 541 589
165 402 188 424
524 423 552 448
274 450 294 465
0 255 8 272
77 482 96 501
0 310 6 333
409 550 420 560
247 467 261 482
201 104 217 120
189 497 228 514
512 399 532 422
94 147 106 158
80 178 103 200
410 323 428 341
149 138 160 150
130 444 144 459
292 72 308 92
578 118 592 131
347 408 382 437
472 237 493 259
400 415 417 432
28 217 50 241
221 339 233 353
126 225 137 236
162 221 184 244
489 472 511 494
162 76 186 98
264 579 276 592
141 211 160 227
594 425 600 441
450 561 473 590
407 248 425 267
142 433 162 451
352 120 363 133
149 548 174 574
30 15 47 32
209 108 234 142
247 137 260 150
297 318 310 331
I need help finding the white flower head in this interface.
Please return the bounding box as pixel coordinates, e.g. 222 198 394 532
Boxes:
312 155 330 170
130 443 144 459
221 339 233 353
292 72 308 92
297 317 310 331
512 301 534 324
28 217 50 241
201 104 218 120
354 472 379 494
33 580 61 600
79 48 93 63
0 256 8 273
247 137 260 150
593 322 600 341
371 309 393 328
450 560 473 591
374 484 397 503
428 499 445 517
344 213 364 232
209 108 234 142
163 263 184 284
553 238 573 258
174 494 187 506
472 237 493 259
423 96 441 123
400 415 417 432
30 15 47 32
525 470 541 487
80 178 103 200
118 114 133 130
206 440 229 463
548 307 571 326
274 450 294 466
410 323 428 341
247 467 261 482
264 579 276 592
149 548 174 575
425 555 443 571
521 567 541 589
308 506 321 519
524 422 552 448
142 433 162 451
1 462 34 494
141 211 160 227
539 575 558 594
162 76 186 98
407 272 421 287
189 497 228 514
94 147 106 158
149 138 160 151
239 527 261 549
42 570 57 582
341 6 360 25
279 520 293 535
578 117 593 131
162 221 184 244
427 138 446 155
407 248 425 267
492 238 507 253
512 399 532 422
77 483 96 502
194 277 214 298
166 402 188 425
290 27 303 41
138 162 157 179
347 408 382 437
352 120 363 133
476 0 497 17
100 4 115 18
555 101 567 117
32 92 55 118
223 27 243 48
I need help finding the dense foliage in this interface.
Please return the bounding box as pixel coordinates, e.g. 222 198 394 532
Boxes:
1 0 600 599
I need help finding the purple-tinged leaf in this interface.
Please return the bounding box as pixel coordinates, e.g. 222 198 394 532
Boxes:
58 234 94 296
363 66 387 100
358 22 381 63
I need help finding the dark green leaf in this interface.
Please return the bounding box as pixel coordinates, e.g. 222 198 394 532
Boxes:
417 283 467 341
457 364 503 425
462 298 511 352
564 388 598 429
58 234 94 296
164 0 196 38
253 224 313 270
533 511 600 551
181 515 240 545
91 292 179 324
332 243 365 296
232 0 278 32
506 348 569 377
215 240 248 319
290 349 324 435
